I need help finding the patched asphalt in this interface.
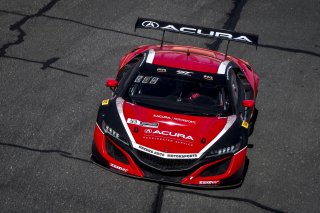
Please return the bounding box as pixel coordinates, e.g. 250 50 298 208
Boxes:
0 0 319 212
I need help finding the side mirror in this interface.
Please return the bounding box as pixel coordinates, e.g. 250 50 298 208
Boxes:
242 100 255 108
106 79 119 92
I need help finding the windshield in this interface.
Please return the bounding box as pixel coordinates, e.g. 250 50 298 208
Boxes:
124 64 232 116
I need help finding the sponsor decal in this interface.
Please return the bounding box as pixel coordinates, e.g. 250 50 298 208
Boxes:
142 135 193 147
134 76 159 84
167 154 197 158
142 76 152 83
153 114 196 124
173 117 196 124
138 20 255 43
110 163 128 172
153 114 196 125
203 75 213 80
176 70 193 76
142 21 160 28
157 68 167 73
241 120 249 129
144 129 194 141
138 145 197 159
103 124 120 138
138 145 165 157
101 99 109 105
143 136 174 142
153 114 171 119
199 180 220 185
127 118 159 128
134 75 144 83
149 77 159 84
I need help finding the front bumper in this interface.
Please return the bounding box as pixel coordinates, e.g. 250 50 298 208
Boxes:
92 124 247 188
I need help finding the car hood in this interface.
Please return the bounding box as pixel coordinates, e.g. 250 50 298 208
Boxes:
117 98 236 156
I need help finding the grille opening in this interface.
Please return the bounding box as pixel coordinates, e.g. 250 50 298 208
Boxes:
106 138 129 165
136 150 197 171
200 157 231 177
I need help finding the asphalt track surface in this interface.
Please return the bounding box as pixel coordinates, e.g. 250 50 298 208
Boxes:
0 0 319 212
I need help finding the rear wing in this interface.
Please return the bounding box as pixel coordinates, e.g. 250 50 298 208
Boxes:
135 17 259 46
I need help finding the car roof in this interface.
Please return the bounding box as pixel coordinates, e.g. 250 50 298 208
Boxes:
147 45 228 74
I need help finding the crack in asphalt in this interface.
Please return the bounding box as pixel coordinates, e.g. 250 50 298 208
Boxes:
152 184 166 213
206 0 248 51
0 142 93 165
0 0 88 77
0 142 71 155
0 0 61 57
166 188 287 213
0 9 174 44
2 55 89 77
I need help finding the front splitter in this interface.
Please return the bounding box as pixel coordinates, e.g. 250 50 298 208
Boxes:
91 154 244 190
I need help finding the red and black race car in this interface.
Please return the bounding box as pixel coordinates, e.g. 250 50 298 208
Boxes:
91 18 259 188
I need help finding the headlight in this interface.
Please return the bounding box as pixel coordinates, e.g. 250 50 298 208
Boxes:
206 142 241 158
101 120 129 145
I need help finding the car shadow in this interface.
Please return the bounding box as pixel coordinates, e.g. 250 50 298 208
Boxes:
249 107 259 136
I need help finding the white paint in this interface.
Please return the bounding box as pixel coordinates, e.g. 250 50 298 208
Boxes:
217 60 230 74
146 49 155 64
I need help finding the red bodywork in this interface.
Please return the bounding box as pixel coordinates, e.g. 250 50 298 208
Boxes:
118 45 259 97
93 44 259 187
94 123 247 186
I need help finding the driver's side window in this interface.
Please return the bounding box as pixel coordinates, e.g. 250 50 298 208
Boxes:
228 68 246 116
116 56 142 82
229 68 254 119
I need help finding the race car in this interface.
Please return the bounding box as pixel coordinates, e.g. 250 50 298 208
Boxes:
91 18 259 188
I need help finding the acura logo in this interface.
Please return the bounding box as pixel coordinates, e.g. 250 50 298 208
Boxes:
143 129 194 140
142 21 159 28
138 20 255 44
144 129 153 134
